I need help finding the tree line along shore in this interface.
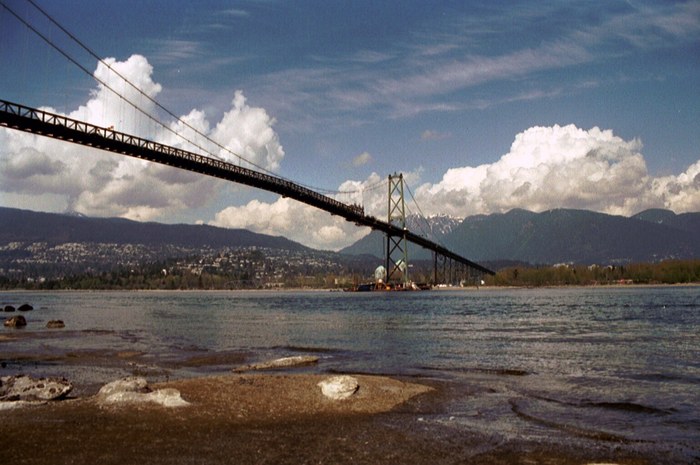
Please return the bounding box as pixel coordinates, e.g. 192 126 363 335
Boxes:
484 259 700 287
1 259 698 290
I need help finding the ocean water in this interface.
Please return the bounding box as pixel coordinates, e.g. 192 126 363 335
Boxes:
2 287 699 462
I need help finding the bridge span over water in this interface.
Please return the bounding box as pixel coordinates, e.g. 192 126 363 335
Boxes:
0 99 494 281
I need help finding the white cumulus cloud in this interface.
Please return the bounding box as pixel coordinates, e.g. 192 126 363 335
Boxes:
71 55 162 136
209 172 409 251
210 126 700 251
211 91 284 170
210 197 371 251
0 54 284 222
2 53 699 252
414 124 699 218
651 160 700 213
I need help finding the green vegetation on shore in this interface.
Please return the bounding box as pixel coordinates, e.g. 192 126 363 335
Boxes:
483 259 700 287
0 264 346 291
1 259 699 290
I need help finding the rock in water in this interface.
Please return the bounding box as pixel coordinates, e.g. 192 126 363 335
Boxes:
317 375 359 400
0 375 73 401
4 315 26 327
46 320 65 329
18 304 33 311
97 376 189 407
3 305 15 312
232 355 320 372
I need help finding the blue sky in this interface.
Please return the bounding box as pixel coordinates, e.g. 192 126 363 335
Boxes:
1 0 699 250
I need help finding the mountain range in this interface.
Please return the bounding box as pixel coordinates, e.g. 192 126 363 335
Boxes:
341 208 700 266
0 206 308 252
2 206 699 270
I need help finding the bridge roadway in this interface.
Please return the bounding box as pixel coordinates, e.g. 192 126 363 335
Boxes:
0 99 494 276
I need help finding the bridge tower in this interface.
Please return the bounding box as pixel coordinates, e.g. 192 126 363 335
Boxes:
385 173 410 287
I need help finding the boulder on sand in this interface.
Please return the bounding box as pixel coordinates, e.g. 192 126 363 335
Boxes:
317 375 360 400
97 376 189 408
0 375 73 401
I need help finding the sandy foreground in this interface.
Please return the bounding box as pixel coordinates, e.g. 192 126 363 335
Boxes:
0 372 654 465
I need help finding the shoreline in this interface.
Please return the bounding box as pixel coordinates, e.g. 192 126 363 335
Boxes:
0 372 656 465
1 289 691 464
2 281 699 294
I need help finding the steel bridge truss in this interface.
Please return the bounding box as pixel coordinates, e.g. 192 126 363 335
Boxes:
385 173 409 285
0 99 494 278
433 253 487 287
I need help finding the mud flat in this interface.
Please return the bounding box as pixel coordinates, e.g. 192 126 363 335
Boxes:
0 373 655 465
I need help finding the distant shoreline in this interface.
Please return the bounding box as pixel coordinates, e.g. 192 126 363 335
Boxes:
2 282 699 294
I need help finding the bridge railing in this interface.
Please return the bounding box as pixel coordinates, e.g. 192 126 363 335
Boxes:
0 99 361 217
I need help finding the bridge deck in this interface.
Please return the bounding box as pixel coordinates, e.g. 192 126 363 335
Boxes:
0 99 494 275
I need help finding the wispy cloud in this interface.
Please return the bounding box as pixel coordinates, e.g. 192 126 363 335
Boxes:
352 151 373 167
223 8 250 18
248 2 700 130
146 39 203 65
421 130 451 141
255 38 591 123
373 40 592 104
601 1 700 49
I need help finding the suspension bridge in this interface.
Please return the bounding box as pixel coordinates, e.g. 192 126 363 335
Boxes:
0 99 494 285
1 0 493 287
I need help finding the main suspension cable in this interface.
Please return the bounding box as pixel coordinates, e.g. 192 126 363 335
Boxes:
1 0 221 164
405 180 445 244
22 0 275 172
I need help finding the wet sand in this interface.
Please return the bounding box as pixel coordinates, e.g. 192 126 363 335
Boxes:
0 372 654 465
0 325 667 464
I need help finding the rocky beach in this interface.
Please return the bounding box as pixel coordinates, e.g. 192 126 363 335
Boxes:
0 357 655 465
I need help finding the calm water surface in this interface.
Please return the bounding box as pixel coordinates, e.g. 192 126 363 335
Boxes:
2 287 698 462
